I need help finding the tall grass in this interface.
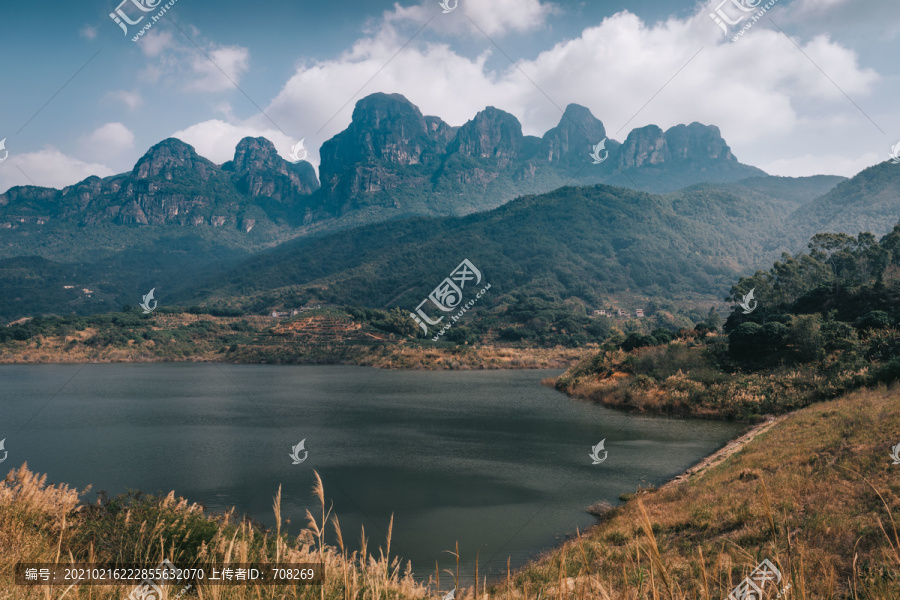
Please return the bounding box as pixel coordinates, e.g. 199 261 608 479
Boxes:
2 387 899 599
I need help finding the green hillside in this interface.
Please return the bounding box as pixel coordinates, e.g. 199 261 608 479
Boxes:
788 161 900 239
187 183 803 313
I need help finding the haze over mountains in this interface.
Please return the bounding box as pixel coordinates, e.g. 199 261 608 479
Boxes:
0 92 898 321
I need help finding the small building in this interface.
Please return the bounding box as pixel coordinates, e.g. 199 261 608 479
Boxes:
593 309 607 317
63 285 74 289
617 309 626 317
635 309 645 317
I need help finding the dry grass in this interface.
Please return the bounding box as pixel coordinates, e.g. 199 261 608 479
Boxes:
504 385 900 599
551 344 872 420
0 464 429 600
0 312 590 371
2 386 898 599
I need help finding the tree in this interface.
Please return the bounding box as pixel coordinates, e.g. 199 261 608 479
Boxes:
788 314 823 362
382 308 418 336
704 307 722 331
728 322 765 359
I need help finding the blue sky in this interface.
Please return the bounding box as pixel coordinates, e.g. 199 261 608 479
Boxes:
0 0 897 193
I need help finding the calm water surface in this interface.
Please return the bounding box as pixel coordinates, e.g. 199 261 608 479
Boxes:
0 364 744 581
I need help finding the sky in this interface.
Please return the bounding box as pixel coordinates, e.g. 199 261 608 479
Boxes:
0 0 897 194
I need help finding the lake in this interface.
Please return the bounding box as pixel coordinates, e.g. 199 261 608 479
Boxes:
0 364 744 581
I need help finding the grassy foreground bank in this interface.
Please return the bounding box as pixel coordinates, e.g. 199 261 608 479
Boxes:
2 386 898 599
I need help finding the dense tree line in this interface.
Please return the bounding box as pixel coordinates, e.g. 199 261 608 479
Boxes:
724 225 900 376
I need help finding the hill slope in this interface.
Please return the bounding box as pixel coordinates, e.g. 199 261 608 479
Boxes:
787 161 900 239
187 182 801 312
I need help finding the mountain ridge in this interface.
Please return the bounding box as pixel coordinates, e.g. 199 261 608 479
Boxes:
0 92 766 235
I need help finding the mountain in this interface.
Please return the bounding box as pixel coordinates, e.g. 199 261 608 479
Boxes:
786 161 900 239
0 94 763 239
731 174 845 207
223 136 319 225
306 93 765 229
186 181 807 313
0 137 319 235
660 174 846 257
0 92 859 321
0 138 324 320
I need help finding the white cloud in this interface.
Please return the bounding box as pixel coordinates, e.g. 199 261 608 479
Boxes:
464 0 557 36
106 90 143 110
383 0 556 37
171 120 294 165
80 25 97 40
252 6 878 145
78 123 136 164
136 29 249 93
186 45 250 93
386 0 557 36
0 149 115 194
139 29 176 58
160 0 884 178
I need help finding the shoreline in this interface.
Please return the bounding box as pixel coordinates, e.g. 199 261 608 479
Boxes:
526 411 788 581
0 357 796 594
0 345 593 370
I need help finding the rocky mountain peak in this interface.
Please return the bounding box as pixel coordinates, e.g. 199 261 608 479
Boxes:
131 138 216 181
232 137 284 172
542 104 609 164
618 125 670 169
664 122 736 163
318 93 436 189
228 137 319 199
453 106 524 167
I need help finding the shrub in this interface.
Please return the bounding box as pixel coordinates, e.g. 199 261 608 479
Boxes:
858 310 890 330
728 322 764 359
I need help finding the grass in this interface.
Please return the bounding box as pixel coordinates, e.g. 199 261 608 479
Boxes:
0 311 590 371
549 341 873 420
1 386 898 599
504 385 900 599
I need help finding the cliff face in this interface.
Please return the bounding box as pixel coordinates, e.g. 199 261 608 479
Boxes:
65 139 225 226
0 137 320 230
227 137 319 200
452 107 524 167
665 123 736 163
540 103 611 166
618 125 670 169
0 93 766 233
617 122 743 170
